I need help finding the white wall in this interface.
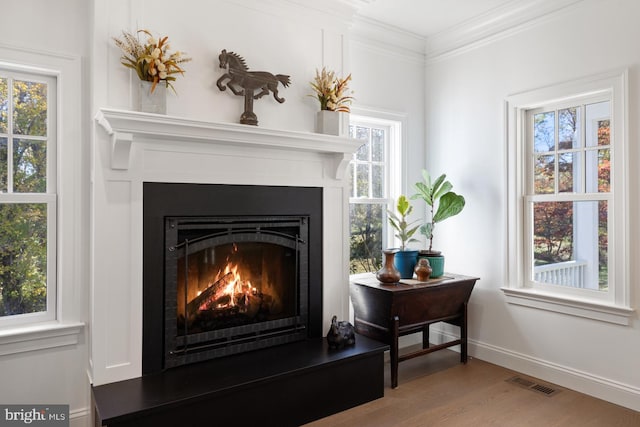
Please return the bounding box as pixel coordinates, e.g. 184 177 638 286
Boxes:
93 0 356 130
88 0 428 388
0 1 91 426
425 0 640 410
92 0 427 187
18 0 640 423
349 24 426 192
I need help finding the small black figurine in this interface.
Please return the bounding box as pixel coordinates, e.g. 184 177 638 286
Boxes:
326 315 355 349
216 49 290 126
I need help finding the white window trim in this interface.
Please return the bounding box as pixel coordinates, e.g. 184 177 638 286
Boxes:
0 45 85 354
0 71 58 327
502 69 634 325
348 108 404 281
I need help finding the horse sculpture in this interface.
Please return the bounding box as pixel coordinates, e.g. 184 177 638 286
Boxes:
216 49 290 125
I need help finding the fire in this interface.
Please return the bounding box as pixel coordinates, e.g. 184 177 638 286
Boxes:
214 262 255 310
186 244 265 320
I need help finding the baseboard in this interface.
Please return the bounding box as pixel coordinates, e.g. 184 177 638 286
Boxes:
417 326 640 412
469 337 640 412
313 324 640 412
70 407 91 427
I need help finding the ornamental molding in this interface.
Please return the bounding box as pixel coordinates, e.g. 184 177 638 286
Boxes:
425 0 585 61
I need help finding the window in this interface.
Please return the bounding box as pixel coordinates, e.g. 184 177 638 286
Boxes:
348 115 400 274
504 70 633 325
0 69 57 327
527 99 610 292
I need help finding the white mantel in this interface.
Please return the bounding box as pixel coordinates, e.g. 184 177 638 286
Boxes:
95 108 358 178
90 108 361 385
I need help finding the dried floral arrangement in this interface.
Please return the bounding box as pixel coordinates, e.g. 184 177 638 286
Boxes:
309 67 354 113
113 29 192 93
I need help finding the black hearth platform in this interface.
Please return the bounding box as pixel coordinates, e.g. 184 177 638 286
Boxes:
92 334 388 427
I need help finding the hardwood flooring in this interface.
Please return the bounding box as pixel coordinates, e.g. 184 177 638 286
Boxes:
304 348 640 426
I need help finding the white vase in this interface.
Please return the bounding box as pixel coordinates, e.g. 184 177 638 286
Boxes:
138 80 167 114
315 110 349 136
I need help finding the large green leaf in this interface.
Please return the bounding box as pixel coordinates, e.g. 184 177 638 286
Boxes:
419 222 433 239
396 194 412 216
412 181 433 206
433 191 465 223
432 175 453 202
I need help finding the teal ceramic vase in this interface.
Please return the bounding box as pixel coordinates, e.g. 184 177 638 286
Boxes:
420 252 444 278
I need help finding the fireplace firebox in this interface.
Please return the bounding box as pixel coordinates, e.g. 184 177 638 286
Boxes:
143 183 323 374
165 215 309 368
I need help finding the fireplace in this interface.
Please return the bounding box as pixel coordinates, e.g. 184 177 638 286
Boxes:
92 111 387 426
165 214 309 368
142 182 323 374
92 108 363 385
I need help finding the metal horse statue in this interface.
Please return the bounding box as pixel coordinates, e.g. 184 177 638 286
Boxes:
216 49 291 125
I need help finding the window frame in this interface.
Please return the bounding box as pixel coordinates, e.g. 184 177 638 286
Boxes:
0 70 58 327
524 96 611 298
503 69 633 325
0 45 84 354
348 112 402 276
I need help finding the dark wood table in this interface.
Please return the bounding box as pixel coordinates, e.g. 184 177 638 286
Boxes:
350 273 478 388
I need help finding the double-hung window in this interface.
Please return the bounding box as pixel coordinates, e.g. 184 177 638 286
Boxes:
504 70 633 325
348 115 400 274
0 69 57 327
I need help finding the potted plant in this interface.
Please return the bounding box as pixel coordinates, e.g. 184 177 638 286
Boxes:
387 195 420 279
411 170 466 277
309 67 354 136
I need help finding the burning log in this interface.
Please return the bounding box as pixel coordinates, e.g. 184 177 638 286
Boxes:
186 272 234 318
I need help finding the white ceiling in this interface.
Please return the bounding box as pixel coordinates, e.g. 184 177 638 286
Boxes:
354 0 517 38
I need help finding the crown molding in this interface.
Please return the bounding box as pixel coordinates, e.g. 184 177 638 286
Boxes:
350 15 426 64
280 0 359 32
425 0 585 61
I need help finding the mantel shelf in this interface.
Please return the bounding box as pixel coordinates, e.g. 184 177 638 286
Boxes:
95 108 362 179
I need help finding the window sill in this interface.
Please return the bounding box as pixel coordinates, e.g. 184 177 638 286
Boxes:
0 321 85 356
349 272 377 282
501 287 634 325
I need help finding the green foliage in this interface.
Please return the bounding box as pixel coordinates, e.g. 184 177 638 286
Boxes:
0 77 49 317
349 204 383 274
387 195 419 251
412 170 465 251
0 204 47 316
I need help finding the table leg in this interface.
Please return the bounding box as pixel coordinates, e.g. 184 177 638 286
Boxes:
461 302 468 363
391 315 399 388
422 325 430 349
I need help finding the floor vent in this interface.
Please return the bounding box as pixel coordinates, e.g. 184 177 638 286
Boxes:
506 376 560 397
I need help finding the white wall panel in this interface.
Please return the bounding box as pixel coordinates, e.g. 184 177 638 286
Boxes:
425 0 640 410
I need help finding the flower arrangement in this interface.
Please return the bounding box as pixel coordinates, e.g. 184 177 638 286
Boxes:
113 29 192 93
309 67 354 112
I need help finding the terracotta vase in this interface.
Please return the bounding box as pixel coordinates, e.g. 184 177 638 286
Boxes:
376 249 401 283
414 258 432 281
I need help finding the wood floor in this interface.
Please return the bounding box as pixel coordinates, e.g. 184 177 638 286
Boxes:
304 348 640 427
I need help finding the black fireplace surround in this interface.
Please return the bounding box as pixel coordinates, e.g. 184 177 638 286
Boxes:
93 182 387 427
143 182 324 375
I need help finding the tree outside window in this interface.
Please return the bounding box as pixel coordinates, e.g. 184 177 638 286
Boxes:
348 119 398 275
529 100 610 291
0 74 53 319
